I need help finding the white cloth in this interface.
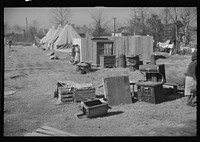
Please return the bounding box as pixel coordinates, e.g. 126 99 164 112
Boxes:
74 46 80 62
184 76 196 96
74 52 80 62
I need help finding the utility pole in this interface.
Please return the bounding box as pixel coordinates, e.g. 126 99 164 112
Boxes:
113 17 117 36
26 17 28 32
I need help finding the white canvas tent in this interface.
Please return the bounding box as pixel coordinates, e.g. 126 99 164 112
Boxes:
40 26 56 46
47 24 63 50
54 24 81 52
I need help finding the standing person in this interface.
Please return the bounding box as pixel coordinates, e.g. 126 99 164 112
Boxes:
70 44 76 63
73 44 80 65
184 51 197 107
8 39 12 49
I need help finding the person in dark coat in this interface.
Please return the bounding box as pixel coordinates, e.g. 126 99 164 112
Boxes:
8 39 12 49
184 51 197 107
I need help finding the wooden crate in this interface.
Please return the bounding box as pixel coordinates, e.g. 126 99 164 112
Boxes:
58 87 74 102
73 88 96 102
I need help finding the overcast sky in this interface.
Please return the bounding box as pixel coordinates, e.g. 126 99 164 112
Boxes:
4 7 134 29
4 7 197 30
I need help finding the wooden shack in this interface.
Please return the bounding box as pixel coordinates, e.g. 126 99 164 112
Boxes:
81 37 114 66
106 36 153 63
80 35 153 64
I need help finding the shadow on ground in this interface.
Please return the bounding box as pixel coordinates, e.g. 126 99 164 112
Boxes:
101 111 124 117
90 68 99 72
76 111 124 119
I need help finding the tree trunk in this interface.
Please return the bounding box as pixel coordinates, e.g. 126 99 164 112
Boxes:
175 24 178 54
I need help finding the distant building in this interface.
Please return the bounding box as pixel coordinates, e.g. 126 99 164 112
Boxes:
111 27 131 37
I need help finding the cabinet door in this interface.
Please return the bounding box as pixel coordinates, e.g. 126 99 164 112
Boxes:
97 43 104 64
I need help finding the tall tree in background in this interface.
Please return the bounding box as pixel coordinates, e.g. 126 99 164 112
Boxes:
160 8 171 41
29 20 40 41
49 8 72 26
90 9 111 37
128 7 150 35
179 7 197 45
146 14 164 51
4 22 10 34
165 7 182 53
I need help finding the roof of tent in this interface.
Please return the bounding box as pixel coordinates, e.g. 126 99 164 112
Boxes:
40 26 56 44
54 24 81 48
48 25 63 45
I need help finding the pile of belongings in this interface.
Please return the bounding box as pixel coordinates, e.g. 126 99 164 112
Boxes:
46 52 59 60
54 81 95 105
76 62 92 74
57 43 72 49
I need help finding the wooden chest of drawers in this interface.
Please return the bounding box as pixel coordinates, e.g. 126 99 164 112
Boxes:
137 81 163 104
100 55 116 68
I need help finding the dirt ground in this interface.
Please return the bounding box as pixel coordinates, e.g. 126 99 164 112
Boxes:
4 45 196 136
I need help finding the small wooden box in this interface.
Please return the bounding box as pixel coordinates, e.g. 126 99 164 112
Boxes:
82 100 109 118
137 81 163 104
100 55 116 68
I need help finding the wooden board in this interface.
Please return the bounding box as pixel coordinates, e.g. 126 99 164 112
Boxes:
24 131 52 136
30 125 78 136
103 76 132 106
41 125 77 136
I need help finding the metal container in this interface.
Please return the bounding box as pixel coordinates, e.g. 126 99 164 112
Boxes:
137 81 163 104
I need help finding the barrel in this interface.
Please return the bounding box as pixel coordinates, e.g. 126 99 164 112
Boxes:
118 54 126 68
150 55 156 65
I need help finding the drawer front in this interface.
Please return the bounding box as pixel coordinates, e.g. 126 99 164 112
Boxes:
138 96 155 104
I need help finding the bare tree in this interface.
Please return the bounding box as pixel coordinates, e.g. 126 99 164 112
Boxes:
159 8 171 41
180 7 197 45
49 7 72 26
90 9 111 36
13 24 23 33
160 8 171 25
29 20 40 37
128 7 150 35
4 22 10 34
165 7 182 53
